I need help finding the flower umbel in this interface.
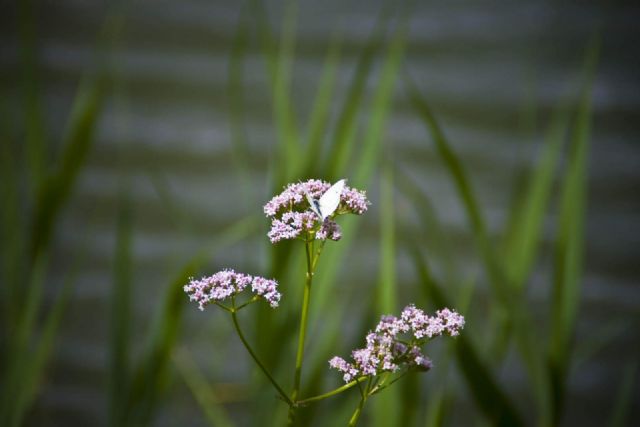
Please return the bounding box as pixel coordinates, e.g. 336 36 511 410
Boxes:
329 305 465 383
264 179 369 243
184 269 281 310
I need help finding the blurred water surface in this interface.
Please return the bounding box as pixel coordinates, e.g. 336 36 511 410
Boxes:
1 0 639 426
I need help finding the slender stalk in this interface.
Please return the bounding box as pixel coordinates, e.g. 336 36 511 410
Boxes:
230 309 291 405
348 378 372 427
288 238 315 425
296 376 369 406
348 398 366 427
235 295 259 310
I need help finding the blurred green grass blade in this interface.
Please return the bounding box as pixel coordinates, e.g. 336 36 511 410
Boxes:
503 98 571 290
405 75 553 424
403 75 508 303
572 320 627 371
227 9 255 206
424 392 448 427
173 348 235 427
608 359 638 427
301 30 342 177
30 74 106 259
549 36 600 424
310 20 405 338
273 0 300 184
324 9 389 179
2 253 47 427
352 21 406 188
148 170 195 235
395 167 456 284
411 246 523 427
250 0 277 82
372 163 399 427
19 245 81 423
124 216 259 425
376 163 397 313
108 192 133 427
18 0 46 195
252 0 300 187
0 137 24 328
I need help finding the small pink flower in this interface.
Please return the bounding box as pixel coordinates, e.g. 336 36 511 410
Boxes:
184 269 281 310
264 179 369 244
328 305 464 383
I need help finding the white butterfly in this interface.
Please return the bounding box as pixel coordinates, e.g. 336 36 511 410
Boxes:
305 179 345 221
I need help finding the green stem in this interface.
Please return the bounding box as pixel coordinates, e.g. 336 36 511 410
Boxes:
348 378 372 427
235 295 259 310
288 239 315 425
230 309 291 405
296 376 369 406
348 398 366 427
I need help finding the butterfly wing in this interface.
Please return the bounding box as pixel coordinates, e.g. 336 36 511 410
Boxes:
305 190 323 219
318 179 345 220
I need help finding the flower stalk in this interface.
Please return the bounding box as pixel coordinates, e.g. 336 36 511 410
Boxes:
230 298 291 405
288 237 318 424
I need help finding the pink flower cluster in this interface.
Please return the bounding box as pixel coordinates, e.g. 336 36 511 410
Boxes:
264 179 369 244
329 305 465 383
184 269 281 310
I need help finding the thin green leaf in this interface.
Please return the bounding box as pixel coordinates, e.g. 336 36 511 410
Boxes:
395 166 456 285
2 253 48 427
352 21 406 189
173 348 235 427
29 74 106 259
227 8 255 207
324 8 390 179
123 216 259 425
18 0 47 195
405 74 552 424
549 36 600 424
19 247 81 421
108 192 133 427
0 133 23 331
372 163 399 427
503 103 569 289
301 30 342 177
411 246 523 427
608 359 638 427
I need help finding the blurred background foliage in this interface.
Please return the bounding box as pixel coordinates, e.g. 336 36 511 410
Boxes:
1 0 639 426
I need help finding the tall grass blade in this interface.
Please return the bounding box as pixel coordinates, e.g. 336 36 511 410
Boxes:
0 135 23 332
503 101 570 289
311 17 405 329
123 216 259 425
372 163 399 427
29 74 106 259
352 21 406 188
395 167 456 284
273 0 300 184
301 30 342 177
411 246 523 427
173 348 235 427
403 75 508 304
405 74 552 425
324 9 390 179
18 0 46 195
18 246 81 424
548 36 600 424
252 0 300 187
2 253 47 427
608 359 638 427
108 192 133 427
227 8 255 206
